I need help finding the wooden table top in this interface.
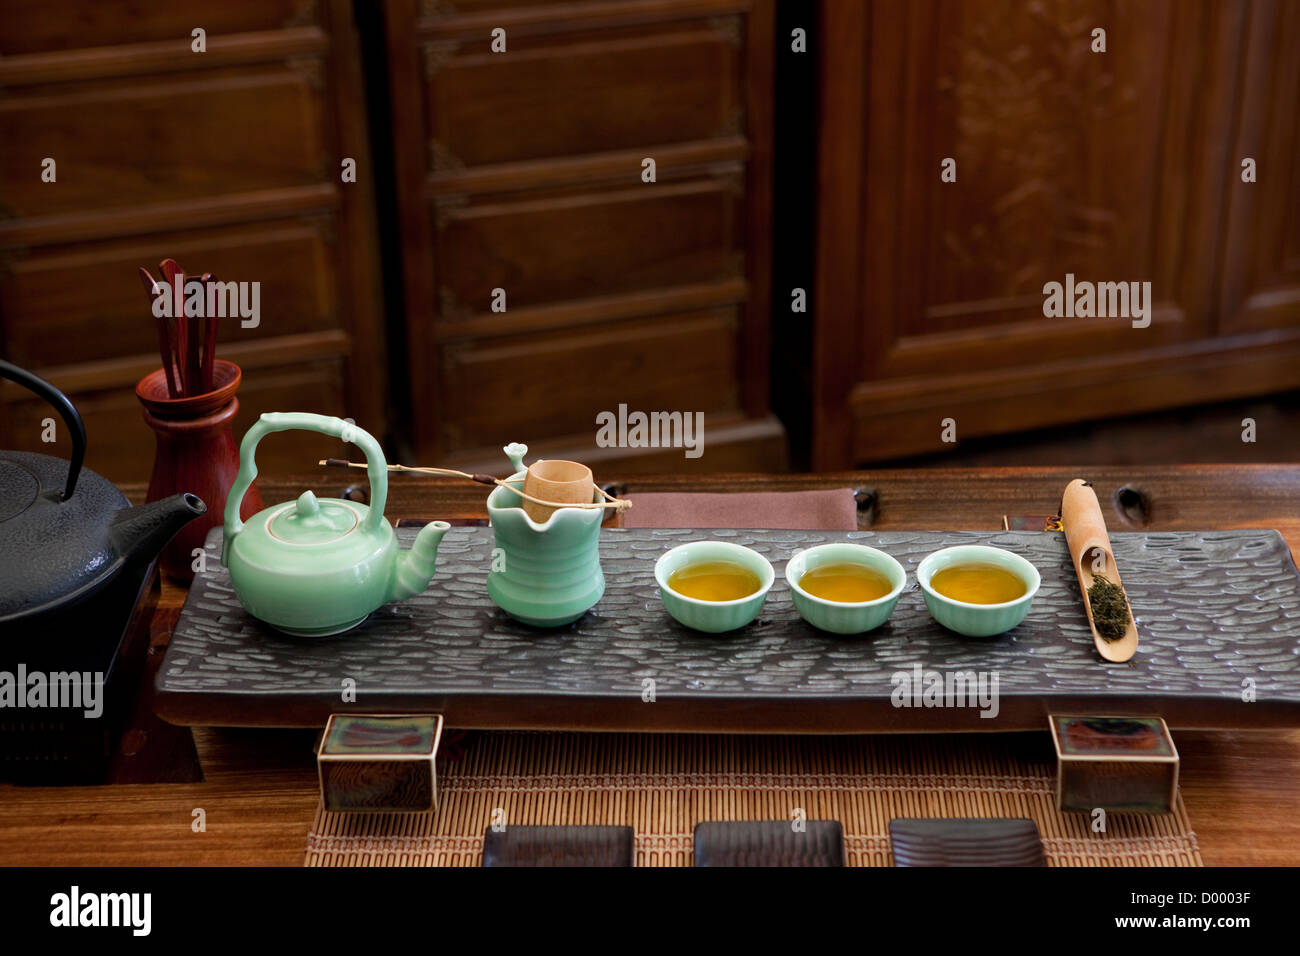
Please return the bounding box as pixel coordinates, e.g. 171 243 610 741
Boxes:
2 464 1298 865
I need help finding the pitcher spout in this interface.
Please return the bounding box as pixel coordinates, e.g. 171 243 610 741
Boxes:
390 520 451 601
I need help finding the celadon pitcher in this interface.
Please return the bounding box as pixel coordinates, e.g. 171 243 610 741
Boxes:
222 412 450 636
486 443 604 627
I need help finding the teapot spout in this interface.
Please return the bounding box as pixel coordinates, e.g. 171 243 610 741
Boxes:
110 493 207 567
391 520 452 601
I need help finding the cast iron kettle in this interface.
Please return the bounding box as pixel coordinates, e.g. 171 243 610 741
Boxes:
0 359 206 625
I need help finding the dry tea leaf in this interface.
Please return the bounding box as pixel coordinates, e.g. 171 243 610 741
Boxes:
1088 576 1130 641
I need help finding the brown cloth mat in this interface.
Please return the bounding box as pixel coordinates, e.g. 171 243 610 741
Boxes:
305 732 1202 867
619 489 859 530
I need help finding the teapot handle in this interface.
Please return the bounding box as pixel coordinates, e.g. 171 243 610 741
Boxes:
0 359 87 501
224 413 388 542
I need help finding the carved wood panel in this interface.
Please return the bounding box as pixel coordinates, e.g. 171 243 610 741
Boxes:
813 0 1297 467
1218 0 1300 335
860 0 1218 379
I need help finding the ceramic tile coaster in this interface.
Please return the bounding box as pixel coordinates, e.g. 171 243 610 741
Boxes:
304 731 1203 867
889 818 1046 867
693 820 845 867
481 825 634 867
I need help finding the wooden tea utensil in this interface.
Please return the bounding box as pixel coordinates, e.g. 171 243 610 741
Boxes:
1061 478 1138 662
138 267 179 397
183 273 202 393
159 258 187 391
199 273 219 393
521 459 595 523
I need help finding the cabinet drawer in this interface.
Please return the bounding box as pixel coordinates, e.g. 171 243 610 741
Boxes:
437 308 741 452
0 64 326 219
424 18 742 170
1 358 349 484
1 219 341 369
433 176 743 315
422 0 553 14
0 0 313 56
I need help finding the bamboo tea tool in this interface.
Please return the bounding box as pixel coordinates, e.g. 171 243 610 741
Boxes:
1060 478 1138 662
521 458 594 523
319 458 631 516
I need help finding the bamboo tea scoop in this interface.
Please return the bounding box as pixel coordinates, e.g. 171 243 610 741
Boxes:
1061 478 1138 663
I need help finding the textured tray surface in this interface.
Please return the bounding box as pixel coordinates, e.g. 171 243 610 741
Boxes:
155 526 1300 730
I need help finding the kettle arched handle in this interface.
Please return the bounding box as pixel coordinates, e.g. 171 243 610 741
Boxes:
0 359 87 501
224 413 388 543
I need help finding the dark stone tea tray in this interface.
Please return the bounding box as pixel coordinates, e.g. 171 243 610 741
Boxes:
154 526 1300 732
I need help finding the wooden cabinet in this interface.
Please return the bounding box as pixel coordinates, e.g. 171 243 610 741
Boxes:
812 0 1300 468
384 0 783 472
0 0 385 480
434 177 743 314
1219 0 1300 336
424 17 745 165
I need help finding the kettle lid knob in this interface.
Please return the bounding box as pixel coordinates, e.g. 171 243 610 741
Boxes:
266 490 358 543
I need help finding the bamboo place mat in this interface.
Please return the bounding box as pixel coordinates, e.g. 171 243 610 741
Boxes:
304 732 1202 867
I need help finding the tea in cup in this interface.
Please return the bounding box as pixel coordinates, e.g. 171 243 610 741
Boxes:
654 541 773 633
916 545 1040 637
785 543 906 634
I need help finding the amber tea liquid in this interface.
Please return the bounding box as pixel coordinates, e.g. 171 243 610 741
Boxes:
797 562 894 602
668 560 761 601
929 563 1027 604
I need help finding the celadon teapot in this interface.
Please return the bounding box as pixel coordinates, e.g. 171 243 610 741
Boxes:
222 413 450 636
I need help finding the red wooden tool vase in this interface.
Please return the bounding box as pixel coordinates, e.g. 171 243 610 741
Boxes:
136 359 262 581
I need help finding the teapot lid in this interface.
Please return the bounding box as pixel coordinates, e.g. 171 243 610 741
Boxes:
0 451 130 620
0 458 41 522
268 491 359 545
